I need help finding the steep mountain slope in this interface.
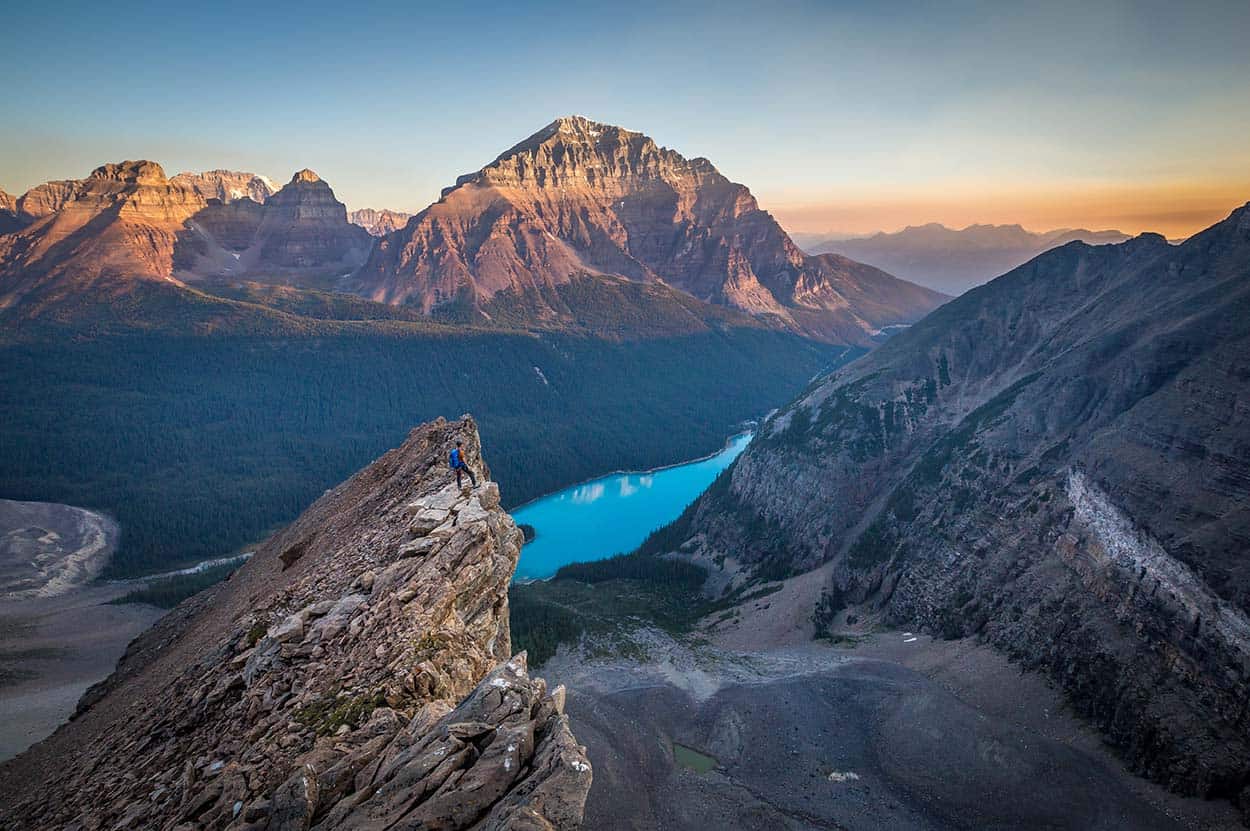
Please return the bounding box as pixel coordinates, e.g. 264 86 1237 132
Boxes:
0 416 591 830
354 116 945 345
673 204 1250 809
797 223 1132 295
0 161 205 315
350 207 413 236
171 169 277 204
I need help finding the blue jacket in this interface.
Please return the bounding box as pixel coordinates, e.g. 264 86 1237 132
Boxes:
450 448 465 468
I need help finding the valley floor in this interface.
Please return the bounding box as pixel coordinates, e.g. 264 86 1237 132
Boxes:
540 629 1243 831
0 500 163 761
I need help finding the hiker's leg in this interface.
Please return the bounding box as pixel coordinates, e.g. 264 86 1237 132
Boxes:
456 467 463 488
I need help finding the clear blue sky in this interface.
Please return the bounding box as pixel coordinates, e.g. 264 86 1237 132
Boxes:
3 0 1248 236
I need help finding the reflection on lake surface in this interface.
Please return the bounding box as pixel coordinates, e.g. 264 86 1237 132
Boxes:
512 433 752 580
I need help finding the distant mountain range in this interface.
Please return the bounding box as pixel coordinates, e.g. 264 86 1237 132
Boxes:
792 223 1134 295
0 116 946 346
348 207 413 236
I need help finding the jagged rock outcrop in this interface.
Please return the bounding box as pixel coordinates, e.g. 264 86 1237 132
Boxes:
678 204 1250 813
0 416 591 830
353 115 945 344
172 170 277 204
349 208 413 237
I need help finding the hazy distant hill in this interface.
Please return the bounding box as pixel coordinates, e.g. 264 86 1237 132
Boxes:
794 223 1133 295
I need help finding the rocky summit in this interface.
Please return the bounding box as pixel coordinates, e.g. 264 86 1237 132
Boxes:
353 115 945 344
673 204 1250 816
0 416 591 830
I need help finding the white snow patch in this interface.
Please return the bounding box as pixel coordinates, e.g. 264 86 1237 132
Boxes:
533 366 549 386
903 637 918 643
490 677 511 689
571 760 590 773
828 771 860 783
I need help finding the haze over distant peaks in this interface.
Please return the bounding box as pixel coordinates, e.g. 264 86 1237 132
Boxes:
793 222 1134 295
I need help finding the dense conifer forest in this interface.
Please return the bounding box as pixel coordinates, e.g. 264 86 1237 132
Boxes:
0 329 847 577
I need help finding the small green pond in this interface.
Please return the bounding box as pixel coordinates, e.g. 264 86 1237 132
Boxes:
672 742 718 774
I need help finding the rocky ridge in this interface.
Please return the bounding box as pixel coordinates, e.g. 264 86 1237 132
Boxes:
354 115 945 344
349 208 413 237
0 416 591 830
676 204 1250 814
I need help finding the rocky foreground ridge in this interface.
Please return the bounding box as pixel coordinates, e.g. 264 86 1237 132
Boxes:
0 416 590 830
677 204 1250 815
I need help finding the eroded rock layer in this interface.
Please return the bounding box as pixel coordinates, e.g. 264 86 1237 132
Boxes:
0 416 590 830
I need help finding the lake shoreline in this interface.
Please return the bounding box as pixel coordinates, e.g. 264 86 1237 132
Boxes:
507 427 756 514
512 430 755 581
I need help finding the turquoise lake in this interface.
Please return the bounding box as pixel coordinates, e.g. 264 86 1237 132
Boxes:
512 433 753 580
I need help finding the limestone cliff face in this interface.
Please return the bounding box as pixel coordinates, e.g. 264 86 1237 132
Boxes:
354 116 945 344
680 205 1250 810
172 170 277 204
349 208 413 237
0 416 591 830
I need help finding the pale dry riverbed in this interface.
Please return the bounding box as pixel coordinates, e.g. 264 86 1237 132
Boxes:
0 500 163 761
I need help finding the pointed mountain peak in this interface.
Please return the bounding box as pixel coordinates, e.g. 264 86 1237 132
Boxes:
89 160 167 185
494 115 644 162
289 168 322 184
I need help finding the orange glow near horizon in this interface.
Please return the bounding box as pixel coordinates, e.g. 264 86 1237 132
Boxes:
764 179 1250 240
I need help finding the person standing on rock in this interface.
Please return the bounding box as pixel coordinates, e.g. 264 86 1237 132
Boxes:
450 440 478 489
